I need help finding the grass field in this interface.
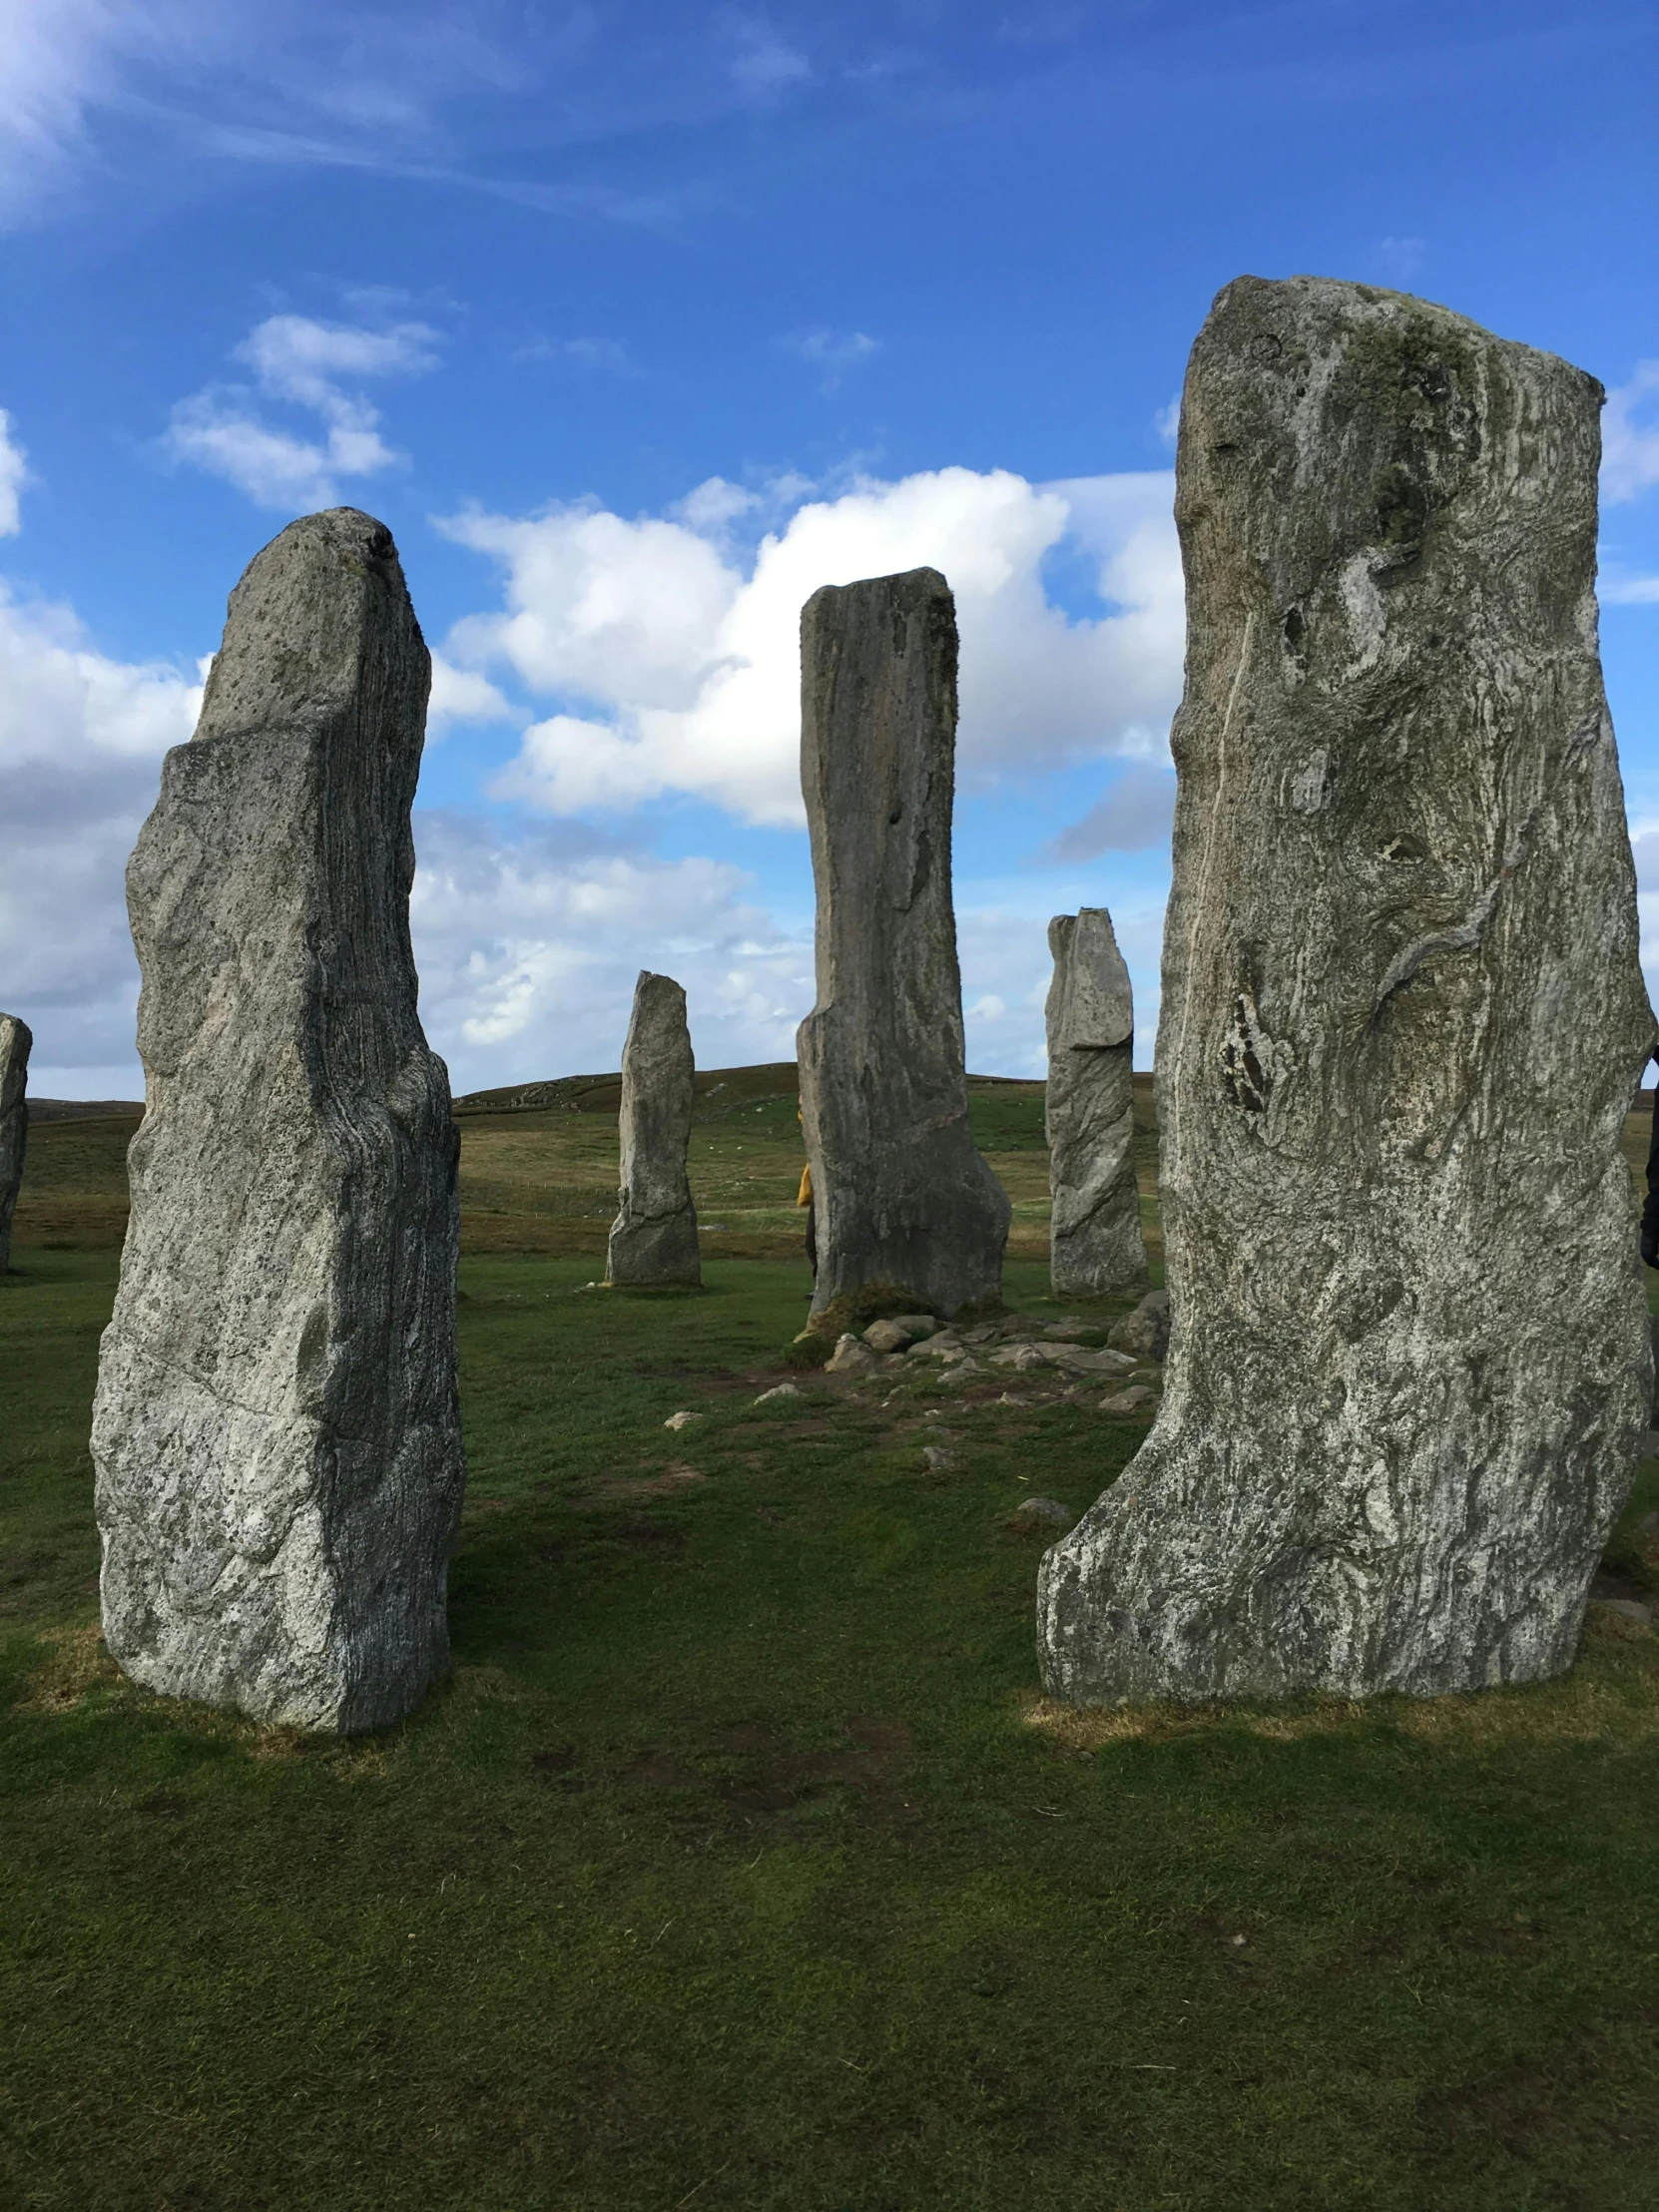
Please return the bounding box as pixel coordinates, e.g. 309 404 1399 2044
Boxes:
3 1081 1658 2208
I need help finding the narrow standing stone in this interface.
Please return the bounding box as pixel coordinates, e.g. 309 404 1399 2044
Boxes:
1039 277 1652 1704
0 1013 31 1273
606 970 701 1288
1046 909 1148 1297
797 566 1009 1319
92 508 465 1734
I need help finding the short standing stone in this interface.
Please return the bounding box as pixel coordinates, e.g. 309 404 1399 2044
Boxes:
91 509 465 1734
1046 910 1148 1297
1039 277 1652 1704
0 1013 31 1273
607 971 701 1288
797 568 1010 1319
1108 1290 1169 1362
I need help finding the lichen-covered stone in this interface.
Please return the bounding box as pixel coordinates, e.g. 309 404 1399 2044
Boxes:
1039 277 1653 1704
0 1013 31 1272
797 567 1009 1319
1046 908 1148 1297
92 508 464 1734
607 970 701 1288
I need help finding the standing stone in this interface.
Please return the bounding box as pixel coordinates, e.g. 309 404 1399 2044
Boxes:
606 971 701 1288
797 567 1010 1319
1039 277 1653 1704
0 1013 31 1273
1046 909 1148 1297
92 509 465 1734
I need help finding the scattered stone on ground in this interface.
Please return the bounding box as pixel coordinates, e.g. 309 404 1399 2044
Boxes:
1014 1497 1075 1529
664 1410 702 1431
891 1313 940 1341
922 1446 960 1474
1046 907 1149 1298
1100 1385 1156 1414
91 507 465 1735
1591 1596 1654 1628
990 1344 1048 1372
1040 275 1653 1706
996 1392 1032 1407
796 565 1010 1319
754 1383 805 1405
825 1333 878 1376
937 1358 981 1385
862 1317 922 1354
1042 1319 1092 1340
0 1011 31 1274
606 970 701 1288
1046 1345 1137 1378
909 1334 967 1361
1107 1290 1170 1361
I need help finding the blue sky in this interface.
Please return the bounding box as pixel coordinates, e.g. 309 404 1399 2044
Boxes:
1 0 1657 1095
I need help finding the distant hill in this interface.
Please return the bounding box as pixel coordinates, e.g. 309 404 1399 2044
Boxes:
451 1061 1045 1118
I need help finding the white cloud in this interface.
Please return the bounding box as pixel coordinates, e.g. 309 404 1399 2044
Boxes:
426 653 517 735
442 464 1184 828
409 811 814 1093
0 583 200 1086
165 312 441 509
1602 363 1659 506
0 406 26 533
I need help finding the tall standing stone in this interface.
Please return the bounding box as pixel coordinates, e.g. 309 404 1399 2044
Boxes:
0 1013 31 1273
92 508 465 1734
797 566 1010 1319
1046 909 1148 1297
1039 277 1652 1704
607 970 701 1288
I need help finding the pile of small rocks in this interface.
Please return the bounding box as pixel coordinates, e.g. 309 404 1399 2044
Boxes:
814 1287 1170 1413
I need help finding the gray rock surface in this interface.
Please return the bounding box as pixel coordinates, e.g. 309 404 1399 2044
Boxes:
797 567 1010 1318
1046 909 1148 1296
825 1333 877 1375
1040 277 1653 1704
0 1013 31 1273
1108 1290 1170 1362
91 509 465 1735
606 971 701 1288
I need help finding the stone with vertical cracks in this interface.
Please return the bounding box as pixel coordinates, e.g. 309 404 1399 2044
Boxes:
0 1013 31 1273
1046 909 1148 1297
1039 277 1654 1704
607 970 701 1288
797 568 1009 1319
91 508 465 1734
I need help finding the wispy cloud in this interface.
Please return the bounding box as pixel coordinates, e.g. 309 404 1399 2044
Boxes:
1034 763 1177 863
1603 363 1659 506
1377 236 1427 283
0 407 27 534
782 327 881 394
729 21 811 99
163 311 442 509
511 333 639 375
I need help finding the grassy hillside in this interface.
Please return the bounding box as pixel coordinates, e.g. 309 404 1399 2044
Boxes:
3 1070 1659 2204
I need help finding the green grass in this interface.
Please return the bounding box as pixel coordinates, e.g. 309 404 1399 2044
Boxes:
5 1240 1659 2209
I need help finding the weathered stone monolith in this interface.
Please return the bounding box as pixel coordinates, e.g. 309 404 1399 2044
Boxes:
1039 277 1653 1704
607 970 701 1288
797 567 1010 1319
1046 909 1147 1297
0 1013 31 1272
91 508 465 1734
